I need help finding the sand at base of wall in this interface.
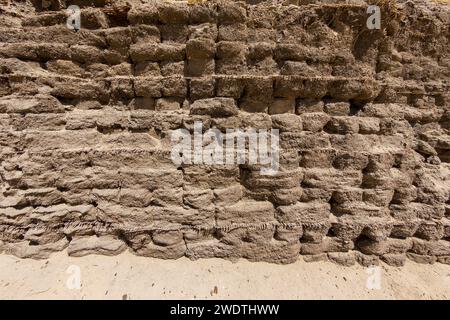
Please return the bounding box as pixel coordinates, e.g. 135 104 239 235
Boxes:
0 251 449 300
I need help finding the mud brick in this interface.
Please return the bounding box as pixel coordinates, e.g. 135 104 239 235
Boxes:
134 61 161 77
161 77 187 97
186 38 215 60
331 219 364 242
274 44 310 61
412 203 446 220
104 49 127 65
328 252 356 266
152 230 184 247
23 12 66 27
217 200 276 226
381 254 406 267
51 80 109 104
303 238 354 255
131 25 161 43
190 77 215 100
271 114 302 132
296 99 324 114
411 239 450 256
71 45 104 64
103 27 132 49
190 98 238 117
130 43 185 63
158 2 190 24
390 217 420 239
160 61 184 76
358 117 381 134
355 252 380 267
268 98 295 115
208 116 243 132
274 78 328 99
442 218 450 237
243 169 301 191
216 41 247 74
300 149 336 168
362 189 395 207
0 43 35 62
216 41 247 59
128 4 159 25
303 169 363 189
183 165 239 189
332 188 363 204
414 221 445 241
183 188 214 210
238 113 272 130
134 78 162 98
299 112 330 132
325 116 360 134
110 78 134 101
274 225 302 243
215 77 244 98
247 4 276 28
186 59 215 77
324 102 350 116
239 78 273 113
218 24 248 41
189 4 217 24
277 202 330 225
0 95 65 114
81 8 109 29
437 256 450 265
280 61 322 76
391 186 417 205
356 239 388 256
327 79 380 101
107 63 133 76
188 23 218 40
301 222 331 243
35 43 71 61
300 242 325 255
155 98 180 111
247 42 274 61
150 202 214 229
247 28 277 42
333 151 369 170
129 111 183 131
271 187 303 206
303 253 328 263
217 1 246 24
333 202 388 217
280 132 330 150
159 24 189 43
406 253 437 264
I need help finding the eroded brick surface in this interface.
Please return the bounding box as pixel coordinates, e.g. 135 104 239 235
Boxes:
0 0 449 265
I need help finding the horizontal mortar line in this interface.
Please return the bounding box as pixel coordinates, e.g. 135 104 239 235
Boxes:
0 221 329 234
24 147 173 155
1 72 378 82
7 3 370 22
2 73 448 91
1 72 448 91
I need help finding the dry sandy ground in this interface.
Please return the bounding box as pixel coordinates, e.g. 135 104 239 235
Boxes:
0 251 449 300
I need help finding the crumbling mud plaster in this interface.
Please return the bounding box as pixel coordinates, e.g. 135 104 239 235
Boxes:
0 0 449 266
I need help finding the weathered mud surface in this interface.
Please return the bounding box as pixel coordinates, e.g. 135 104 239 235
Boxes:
0 0 449 265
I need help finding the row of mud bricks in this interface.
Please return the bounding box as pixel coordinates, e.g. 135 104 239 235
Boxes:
0 0 449 266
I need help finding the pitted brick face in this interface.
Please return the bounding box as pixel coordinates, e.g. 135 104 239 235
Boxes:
0 0 449 266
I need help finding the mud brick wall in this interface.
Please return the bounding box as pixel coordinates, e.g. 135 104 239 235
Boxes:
0 0 449 266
